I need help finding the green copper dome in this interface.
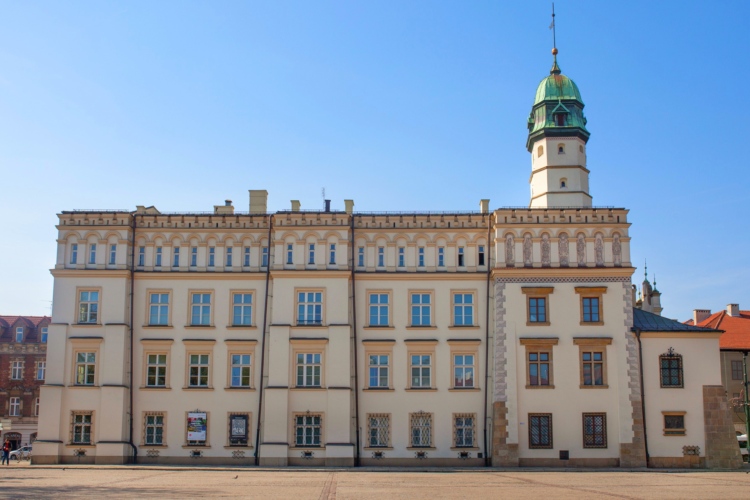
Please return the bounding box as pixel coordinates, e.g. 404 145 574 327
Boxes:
526 54 590 152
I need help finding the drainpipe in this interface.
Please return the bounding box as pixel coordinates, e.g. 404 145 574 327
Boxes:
351 214 361 466
482 212 492 467
128 213 138 464
254 214 273 466
743 352 750 444
634 328 649 467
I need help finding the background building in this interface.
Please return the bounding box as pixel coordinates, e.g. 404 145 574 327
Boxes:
0 315 48 448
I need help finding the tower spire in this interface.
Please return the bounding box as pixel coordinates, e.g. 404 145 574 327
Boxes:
644 259 648 281
550 3 561 75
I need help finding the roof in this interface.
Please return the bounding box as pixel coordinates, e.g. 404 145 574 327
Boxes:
534 72 583 105
692 310 750 350
633 308 719 332
0 315 49 328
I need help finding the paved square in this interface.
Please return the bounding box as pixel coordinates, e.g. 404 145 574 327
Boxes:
3 465 750 498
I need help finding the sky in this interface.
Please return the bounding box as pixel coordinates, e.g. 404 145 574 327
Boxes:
1 1 748 321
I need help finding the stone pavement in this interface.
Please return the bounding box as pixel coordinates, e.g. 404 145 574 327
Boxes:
2 463 750 498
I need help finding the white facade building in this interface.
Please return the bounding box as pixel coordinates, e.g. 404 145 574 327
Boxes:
34 50 740 468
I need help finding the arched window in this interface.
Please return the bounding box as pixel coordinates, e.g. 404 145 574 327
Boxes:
537 145 544 158
659 348 683 388
557 144 565 154
560 178 567 189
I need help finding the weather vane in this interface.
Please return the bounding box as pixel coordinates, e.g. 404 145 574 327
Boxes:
550 3 556 50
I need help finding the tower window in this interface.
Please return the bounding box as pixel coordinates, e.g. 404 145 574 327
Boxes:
557 144 565 154
560 178 567 189
579 145 584 153
554 113 566 126
537 145 544 158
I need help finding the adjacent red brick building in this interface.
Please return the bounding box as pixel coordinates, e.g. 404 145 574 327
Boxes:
0 315 49 449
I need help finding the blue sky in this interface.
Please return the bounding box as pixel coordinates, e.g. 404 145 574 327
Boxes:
1 1 747 320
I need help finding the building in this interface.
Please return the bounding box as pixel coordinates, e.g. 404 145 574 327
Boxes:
0 315 48 448
34 46 741 468
687 304 750 433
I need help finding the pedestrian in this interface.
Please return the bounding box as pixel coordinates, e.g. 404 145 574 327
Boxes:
1 440 10 465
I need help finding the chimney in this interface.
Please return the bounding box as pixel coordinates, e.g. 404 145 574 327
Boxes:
249 190 268 214
291 200 301 211
479 199 490 213
728 304 740 317
344 199 354 214
214 199 234 214
693 309 711 325
324 199 331 212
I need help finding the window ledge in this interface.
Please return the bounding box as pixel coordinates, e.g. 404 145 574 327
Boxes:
448 387 480 392
406 447 436 450
525 385 555 389
526 322 551 327
448 325 481 330
182 387 214 391
405 326 437 330
226 325 257 329
224 387 256 391
580 322 604 326
142 325 174 329
364 447 393 451
65 444 95 448
663 432 686 437
72 324 101 328
139 386 171 391
405 388 437 392
184 325 216 329
68 385 99 389
363 326 395 330
363 388 395 392
450 447 480 451
289 446 323 450
181 445 210 449
294 324 325 328
579 384 609 389
290 387 327 391
142 444 167 448
224 445 254 449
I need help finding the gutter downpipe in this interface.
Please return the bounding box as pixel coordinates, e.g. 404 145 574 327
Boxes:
351 213 361 466
634 328 650 467
128 213 138 464
255 214 274 466
483 211 492 467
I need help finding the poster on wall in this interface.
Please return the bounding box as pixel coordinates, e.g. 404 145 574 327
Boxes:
187 412 207 441
230 415 247 439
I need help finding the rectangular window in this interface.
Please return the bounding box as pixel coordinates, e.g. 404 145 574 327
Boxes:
243 247 250 267
582 351 605 386
226 247 233 267
146 354 167 387
358 247 364 267
11 361 22 380
453 292 474 326
173 247 180 268
295 414 322 447
663 412 686 436
732 360 743 381
37 361 46 381
78 290 99 324
329 244 336 265
367 414 389 448
410 354 432 388
458 247 465 267
418 247 425 267
138 246 145 266
529 298 547 323
438 247 445 267
368 354 389 388
410 293 431 326
454 354 475 388
660 353 684 388
72 412 93 444
582 297 600 322
398 247 405 268
41 327 48 343
287 244 294 264
478 245 485 266
155 246 162 267
191 293 212 326
208 247 215 267
297 291 323 325
529 413 552 448
528 351 551 386
229 414 249 446
261 247 268 267
308 243 315 265
76 352 96 385
191 247 197 267
71 243 78 264
410 412 432 447
454 414 475 448
15 327 23 343
145 414 164 445
583 413 607 448
230 354 251 387
188 354 210 387
296 353 321 387
232 293 253 326
89 244 97 264
377 247 385 267
109 244 117 265
149 292 170 325
368 293 389 326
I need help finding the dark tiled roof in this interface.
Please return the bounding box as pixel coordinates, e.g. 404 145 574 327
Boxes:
633 308 720 333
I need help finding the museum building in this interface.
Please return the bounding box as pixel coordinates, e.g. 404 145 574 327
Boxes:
34 48 741 468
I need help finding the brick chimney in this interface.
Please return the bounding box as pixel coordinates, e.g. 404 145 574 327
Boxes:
727 304 740 317
693 309 711 325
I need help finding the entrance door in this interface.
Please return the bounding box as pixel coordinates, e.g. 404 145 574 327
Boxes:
4 433 21 451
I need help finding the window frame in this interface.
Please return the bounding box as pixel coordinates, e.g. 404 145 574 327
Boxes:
227 412 252 447
575 287 607 326
377 246 385 268
438 247 445 267
292 413 323 448
76 287 102 325
9 397 20 417
451 290 476 327
143 411 167 446
208 246 216 267
408 411 433 449
659 349 684 388
40 326 48 343
188 290 214 327
37 360 46 381
226 340 257 390
662 411 686 436
307 242 315 265
522 287 553 326
186 351 212 389
453 413 477 449
290 338 327 389
74 351 97 386
397 247 405 268
329 243 336 265
409 290 434 327
147 290 172 327
295 288 324 326
155 246 162 267
363 340 395 391
71 411 94 445
366 290 392 328
520 338 557 389
230 291 255 327
14 327 23 343
731 360 743 381
11 360 23 380
144 352 169 389
405 340 437 390
172 246 180 268
226 246 233 267
528 413 553 449
70 338 102 387
88 243 97 265
449 340 480 390
582 412 607 449
70 243 78 264
574 337 612 389
366 413 391 449
457 246 465 267
418 246 425 267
